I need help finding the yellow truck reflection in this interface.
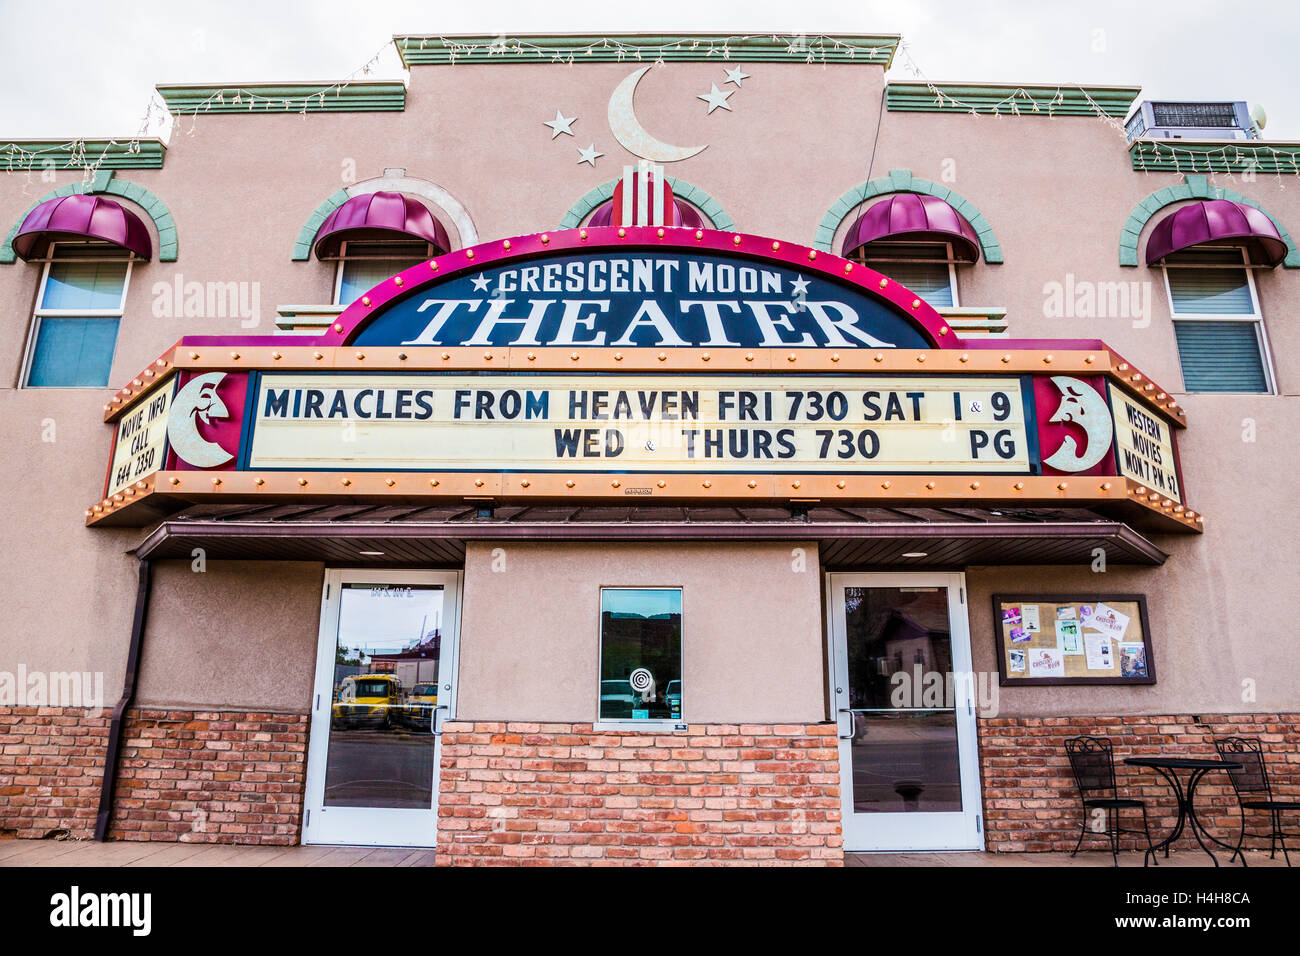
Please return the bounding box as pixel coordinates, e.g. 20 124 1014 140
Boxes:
331 674 404 729
401 682 440 732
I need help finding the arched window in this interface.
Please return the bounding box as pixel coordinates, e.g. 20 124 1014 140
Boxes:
1146 200 1283 393
840 194 981 309
313 192 451 305
13 194 151 388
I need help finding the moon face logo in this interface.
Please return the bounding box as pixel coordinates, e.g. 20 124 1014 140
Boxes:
1043 376 1114 472
167 372 234 468
608 67 707 163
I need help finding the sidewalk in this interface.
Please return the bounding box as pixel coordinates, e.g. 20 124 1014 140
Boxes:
0 837 1289 867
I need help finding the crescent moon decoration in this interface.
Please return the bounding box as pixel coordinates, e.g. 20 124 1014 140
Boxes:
1043 376 1114 472
167 371 234 468
608 67 707 163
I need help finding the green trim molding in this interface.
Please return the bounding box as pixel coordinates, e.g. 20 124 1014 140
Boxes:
557 178 735 231
814 169 1003 263
397 33 899 67
1129 138 1300 174
1 139 165 171
158 82 406 115
0 171 178 264
292 189 351 261
887 82 1141 118
1119 174 1299 268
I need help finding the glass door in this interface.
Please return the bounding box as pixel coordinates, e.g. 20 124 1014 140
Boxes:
303 569 461 846
828 572 982 851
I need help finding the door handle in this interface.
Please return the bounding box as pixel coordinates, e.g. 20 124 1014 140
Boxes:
837 708 856 741
430 703 450 736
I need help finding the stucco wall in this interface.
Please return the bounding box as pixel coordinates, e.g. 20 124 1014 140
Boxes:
967 392 1300 717
0 388 139 689
456 541 825 723
0 52 1297 726
133 560 324 711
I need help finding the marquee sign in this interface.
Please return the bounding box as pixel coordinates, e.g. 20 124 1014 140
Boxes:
348 251 934 351
247 373 1031 473
1109 385 1181 504
106 378 176 498
88 227 1201 532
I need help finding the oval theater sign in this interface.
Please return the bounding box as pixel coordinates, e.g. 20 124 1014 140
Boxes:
90 227 1201 533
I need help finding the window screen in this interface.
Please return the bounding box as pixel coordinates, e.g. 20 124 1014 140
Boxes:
1164 248 1269 393
1173 321 1269 393
337 240 430 305
1165 250 1254 315
859 242 955 308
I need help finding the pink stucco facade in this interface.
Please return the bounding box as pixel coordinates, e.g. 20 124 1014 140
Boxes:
0 34 1296 859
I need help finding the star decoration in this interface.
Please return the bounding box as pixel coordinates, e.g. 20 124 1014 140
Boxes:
789 275 811 296
544 110 576 138
723 66 750 87
576 143 603 166
470 274 491 292
697 84 735 114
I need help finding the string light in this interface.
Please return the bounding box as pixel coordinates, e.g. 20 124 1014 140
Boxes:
399 33 898 67
1130 139 1300 183
2 92 165 189
1 40 401 184
8 31 1296 191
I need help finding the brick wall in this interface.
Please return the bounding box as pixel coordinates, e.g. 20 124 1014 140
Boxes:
0 706 110 838
978 713 1300 853
435 722 843 866
111 709 309 844
0 706 309 844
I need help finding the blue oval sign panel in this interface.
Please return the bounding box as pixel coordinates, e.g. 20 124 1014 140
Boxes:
352 250 933 350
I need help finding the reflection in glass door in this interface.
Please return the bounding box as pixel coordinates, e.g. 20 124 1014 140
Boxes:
828 572 982 851
303 570 461 847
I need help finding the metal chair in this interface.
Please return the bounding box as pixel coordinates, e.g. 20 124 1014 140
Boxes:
1214 736 1298 866
1064 735 1156 866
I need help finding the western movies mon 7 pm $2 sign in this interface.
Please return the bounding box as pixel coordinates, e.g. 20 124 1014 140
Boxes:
245 373 1032 474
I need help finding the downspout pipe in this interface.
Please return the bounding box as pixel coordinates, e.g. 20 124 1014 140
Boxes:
94 558 152 842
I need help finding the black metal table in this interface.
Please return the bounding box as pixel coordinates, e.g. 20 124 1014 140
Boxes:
1124 756 1244 866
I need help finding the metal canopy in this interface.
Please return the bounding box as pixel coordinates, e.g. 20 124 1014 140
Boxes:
132 503 1168 567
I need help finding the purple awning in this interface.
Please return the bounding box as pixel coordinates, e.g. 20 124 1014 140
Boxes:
12 194 152 261
1145 199 1287 267
587 197 705 230
840 193 981 262
313 191 451 258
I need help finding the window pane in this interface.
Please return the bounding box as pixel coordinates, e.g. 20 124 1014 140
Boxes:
324 583 444 809
842 586 963 814
27 317 120 387
872 260 954 308
338 255 426 305
1173 320 1269 392
1167 265 1254 315
40 260 128 311
861 244 954 308
599 588 682 722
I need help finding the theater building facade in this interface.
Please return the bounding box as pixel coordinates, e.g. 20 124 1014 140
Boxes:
1 33 1297 865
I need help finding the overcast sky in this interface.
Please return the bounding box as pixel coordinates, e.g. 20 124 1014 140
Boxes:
1 0 1296 139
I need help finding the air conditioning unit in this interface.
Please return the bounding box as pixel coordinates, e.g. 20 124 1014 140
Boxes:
1124 100 1258 142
